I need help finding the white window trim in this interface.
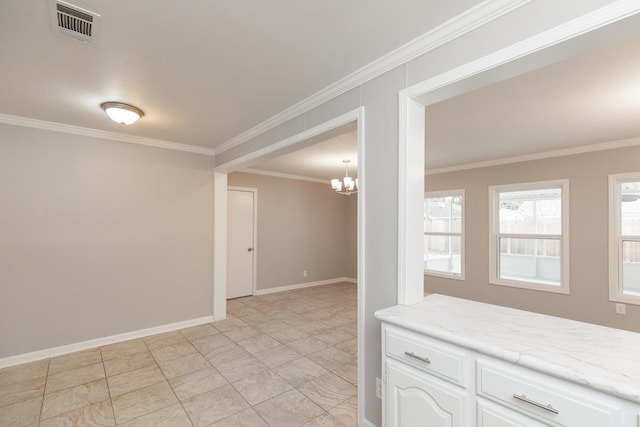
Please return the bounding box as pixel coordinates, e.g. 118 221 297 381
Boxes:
609 172 640 305
489 179 570 294
424 189 465 281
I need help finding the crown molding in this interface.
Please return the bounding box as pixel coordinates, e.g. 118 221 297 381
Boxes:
426 137 640 175
240 168 329 184
0 113 215 156
402 0 640 101
212 0 532 155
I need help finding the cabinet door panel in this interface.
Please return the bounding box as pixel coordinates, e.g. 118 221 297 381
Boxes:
386 360 467 427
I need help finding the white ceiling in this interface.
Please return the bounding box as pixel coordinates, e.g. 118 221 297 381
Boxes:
0 0 481 149
249 34 640 179
425 34 640 170
247 127 358 182
3 2 639 180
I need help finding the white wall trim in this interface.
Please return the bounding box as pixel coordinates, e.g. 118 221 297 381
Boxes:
397 94 426 305
213 172 228 321
215 108 364 172
254 278 355 295
361 419 378 427
0 113 215 156
0 316 214 369
402 0 640 101
240 168 328 185
212 0 532 156
354 110 367 427
427 137 640 175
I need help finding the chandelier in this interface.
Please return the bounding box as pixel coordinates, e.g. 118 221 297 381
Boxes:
331 159 358 196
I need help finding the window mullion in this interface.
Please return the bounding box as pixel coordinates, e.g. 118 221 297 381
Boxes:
425 231 462 237
497 233 561 240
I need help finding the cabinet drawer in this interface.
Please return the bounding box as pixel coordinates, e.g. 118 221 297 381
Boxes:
478 398 549 427
385 325 467 387
477 359 621 426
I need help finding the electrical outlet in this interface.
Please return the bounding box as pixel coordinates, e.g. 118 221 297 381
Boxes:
303 270 308 277
376 377 382 399
616 303 626 315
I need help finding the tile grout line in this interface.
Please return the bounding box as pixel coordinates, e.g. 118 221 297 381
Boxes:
159 332 200 427
197 306 318 425
5 284 356 427
36 358 51 426
99 350 118 427
194 333 260 420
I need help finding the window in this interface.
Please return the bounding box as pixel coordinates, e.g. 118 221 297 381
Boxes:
609 173 640 304
489 180 569 293
424 190 464 279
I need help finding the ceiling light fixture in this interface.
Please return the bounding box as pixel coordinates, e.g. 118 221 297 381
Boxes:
331 159 358 196
100 102 144 125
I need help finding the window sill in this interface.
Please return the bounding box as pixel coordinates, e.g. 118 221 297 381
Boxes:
609 291 640 306
424 270 465 281
490 277 569 294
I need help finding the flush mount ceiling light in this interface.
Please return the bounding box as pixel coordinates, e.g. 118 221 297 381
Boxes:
100 102 144 125
331 159 358 196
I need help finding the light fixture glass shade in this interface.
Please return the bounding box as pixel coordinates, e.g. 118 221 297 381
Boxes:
101 102 144 125
331 159 358 196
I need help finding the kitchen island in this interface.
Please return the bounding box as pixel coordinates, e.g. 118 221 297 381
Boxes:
375 294 640 426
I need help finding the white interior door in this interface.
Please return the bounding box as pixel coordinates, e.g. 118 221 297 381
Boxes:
227 189 255 299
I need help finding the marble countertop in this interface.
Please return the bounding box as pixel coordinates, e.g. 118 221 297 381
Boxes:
375 294 640 404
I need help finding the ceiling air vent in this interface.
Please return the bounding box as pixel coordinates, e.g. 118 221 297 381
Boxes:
49 0 100 43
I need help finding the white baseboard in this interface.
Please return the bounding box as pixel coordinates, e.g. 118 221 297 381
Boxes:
255 277 357 295
361 418 378 427
0 315 214 369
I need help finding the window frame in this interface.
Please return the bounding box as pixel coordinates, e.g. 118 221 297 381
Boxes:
423 189 465 281
489 179 570 294
609 172 640 305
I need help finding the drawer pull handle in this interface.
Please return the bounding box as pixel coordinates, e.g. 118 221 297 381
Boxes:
513 394 559 414
404 351 431 364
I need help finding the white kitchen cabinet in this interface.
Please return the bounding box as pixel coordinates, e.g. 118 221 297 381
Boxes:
477 399 548 427
385 359 467 427
376 295 640 427
476 358 621 426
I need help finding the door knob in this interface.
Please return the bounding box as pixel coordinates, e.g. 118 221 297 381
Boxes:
247 248 253 252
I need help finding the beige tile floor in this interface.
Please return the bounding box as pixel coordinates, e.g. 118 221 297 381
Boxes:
0 282 358 427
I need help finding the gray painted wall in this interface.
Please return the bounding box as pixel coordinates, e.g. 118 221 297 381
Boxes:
425 144 640 333
0 1 620 424
213 2 623 423
227 172 357 290
0 124 214 358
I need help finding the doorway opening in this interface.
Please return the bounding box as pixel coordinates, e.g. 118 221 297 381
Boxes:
396 5 640 305
214 106 366 424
